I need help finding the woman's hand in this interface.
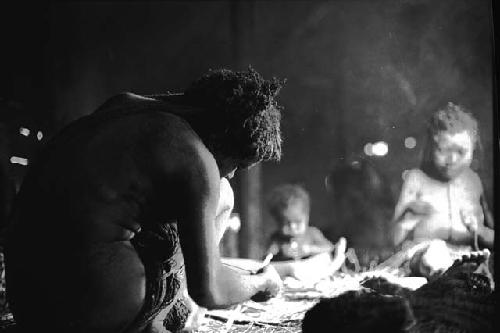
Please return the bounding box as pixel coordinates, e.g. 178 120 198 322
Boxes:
250 265 283 302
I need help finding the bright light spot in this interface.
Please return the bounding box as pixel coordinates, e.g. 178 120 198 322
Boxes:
37 131 43 141
371 141 389 156
19 127 30 136
364 143 373 156
10 156 29 166
227 214 241 231
404 137 417 149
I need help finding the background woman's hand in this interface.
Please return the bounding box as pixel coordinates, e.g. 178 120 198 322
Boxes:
460 209 480 233
405 200 434 217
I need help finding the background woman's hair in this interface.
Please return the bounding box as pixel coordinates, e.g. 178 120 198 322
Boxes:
326 159 393 206
183 67 285 168
420 102 483 171
427 102 478 140
325 159 395 252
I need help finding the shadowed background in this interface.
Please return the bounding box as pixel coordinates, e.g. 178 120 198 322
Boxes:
0 0 494 259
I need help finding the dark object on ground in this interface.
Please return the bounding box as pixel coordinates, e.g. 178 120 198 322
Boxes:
163 297 190 332
302 252 495 333
302 289 415 333
360 276 412 298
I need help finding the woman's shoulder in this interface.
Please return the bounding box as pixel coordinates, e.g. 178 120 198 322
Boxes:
460 167 481 180
94 93 192 124
458 168 483 191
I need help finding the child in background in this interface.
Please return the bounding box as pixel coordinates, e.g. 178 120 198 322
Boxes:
264 184 346 282
266 184 334 261
392 102 494 277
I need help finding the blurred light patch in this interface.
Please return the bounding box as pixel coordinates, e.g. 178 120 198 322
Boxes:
19 127 30 136
364 143 373 156
10 156 28 166
350 160 360 168
227 214 241 232
371 141 388 156
37 131 44 141
404 136 416 149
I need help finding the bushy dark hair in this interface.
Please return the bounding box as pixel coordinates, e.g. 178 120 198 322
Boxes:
267 184 310 222
302 289 415 333
326 159 393 206
183 67 284 167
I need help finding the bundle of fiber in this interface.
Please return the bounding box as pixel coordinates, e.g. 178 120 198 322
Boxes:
301 250 494 333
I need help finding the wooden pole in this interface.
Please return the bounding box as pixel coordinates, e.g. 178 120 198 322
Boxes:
238 166 262 259
230 0 262 260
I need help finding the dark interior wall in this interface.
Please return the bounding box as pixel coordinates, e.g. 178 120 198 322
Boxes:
0 1 494 253
44 1 233 126
251 0 494 244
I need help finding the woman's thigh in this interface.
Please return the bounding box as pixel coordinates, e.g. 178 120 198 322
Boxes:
80 241 147 333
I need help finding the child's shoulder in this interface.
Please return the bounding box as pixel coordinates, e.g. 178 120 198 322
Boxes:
306 226 324 235
305 226 328 240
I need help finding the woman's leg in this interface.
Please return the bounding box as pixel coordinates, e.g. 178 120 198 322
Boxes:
81 241 147 333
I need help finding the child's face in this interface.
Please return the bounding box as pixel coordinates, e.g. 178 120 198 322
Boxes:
278 204 309 236
432 130 474 180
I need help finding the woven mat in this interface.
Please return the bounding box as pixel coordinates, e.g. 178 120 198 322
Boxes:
0 251 422 333
4 243 481 332
196 269 425 333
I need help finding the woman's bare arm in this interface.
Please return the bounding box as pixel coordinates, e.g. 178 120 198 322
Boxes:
477 195 494 249
172 138 281 308
392 170 423 247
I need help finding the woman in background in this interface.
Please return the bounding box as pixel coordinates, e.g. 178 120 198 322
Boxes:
325 159 395 268
392 102 494 278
